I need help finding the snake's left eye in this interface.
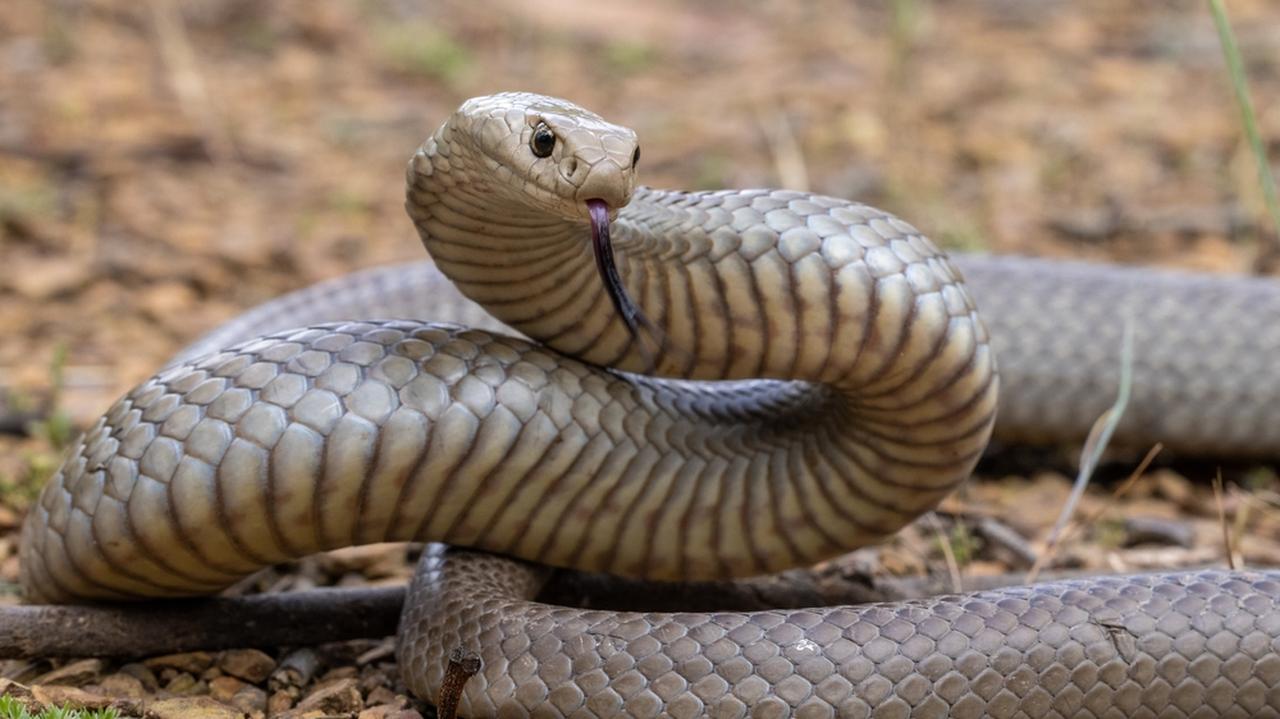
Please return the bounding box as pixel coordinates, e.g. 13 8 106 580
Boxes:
632 146 640 168
531 123 556 158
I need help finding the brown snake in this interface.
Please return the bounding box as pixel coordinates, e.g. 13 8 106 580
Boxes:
19 93 1280 717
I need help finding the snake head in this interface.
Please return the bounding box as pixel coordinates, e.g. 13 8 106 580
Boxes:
454 92 640 221
450 93 654 349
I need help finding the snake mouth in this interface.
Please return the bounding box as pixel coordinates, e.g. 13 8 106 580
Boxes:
587 198 649 343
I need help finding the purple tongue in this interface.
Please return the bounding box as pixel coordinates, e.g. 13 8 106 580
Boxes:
587 199 648 341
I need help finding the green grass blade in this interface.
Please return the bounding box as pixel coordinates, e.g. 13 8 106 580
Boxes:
1209 0 1280 242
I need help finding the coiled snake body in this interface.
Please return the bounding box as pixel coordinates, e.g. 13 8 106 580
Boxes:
19 94 1280 717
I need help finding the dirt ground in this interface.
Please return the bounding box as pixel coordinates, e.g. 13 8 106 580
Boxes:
2 0 1280 716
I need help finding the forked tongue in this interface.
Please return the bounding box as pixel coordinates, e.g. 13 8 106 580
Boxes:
587 198 648 341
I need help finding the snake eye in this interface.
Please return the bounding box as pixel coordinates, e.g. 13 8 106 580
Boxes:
632 146 640 168
530 123 556 158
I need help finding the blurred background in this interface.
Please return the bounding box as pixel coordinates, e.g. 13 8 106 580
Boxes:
2 0 1280 600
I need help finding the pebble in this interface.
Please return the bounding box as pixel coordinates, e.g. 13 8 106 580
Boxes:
164 671 204 695
31 658 105 686
29 684 113 711
118 662 160 691
364 686 401 707
227 684 269 714
218 648 277 684
267 688 296 715
147 696 247 719
98 672 146 699
145 651 214 674
271 648 320 690
210 675 248 702
294 677 363 714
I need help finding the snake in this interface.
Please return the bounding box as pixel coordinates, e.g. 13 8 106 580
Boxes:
18 93 1280 718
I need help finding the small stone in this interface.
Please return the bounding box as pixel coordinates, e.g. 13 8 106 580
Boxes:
318 666 358 683
270 649 320 690
29 684 111 710
218 649 276 684
147 696 247 719
99 672 146 699
163 671 201 695
267 689 295 715
145 652 214 674
295 677 362 714
118 663 160 691
32 658 106 686
364 686 401 707
210 675 247 702
228 684 268 714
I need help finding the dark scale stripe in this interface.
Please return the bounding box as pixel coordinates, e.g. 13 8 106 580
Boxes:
214 442 286 567
406 409 488 544
559 439 652 569
385 415 439 544
672 252 702 378
761 449 803 570
265 430 312 558
517 431 614 561
742 255 771 380
634 452 698 577
784 434 851 553
852 299 963 404
583 445 666 574
470 419 586 551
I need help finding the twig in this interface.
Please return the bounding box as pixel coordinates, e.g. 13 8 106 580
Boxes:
437 648 482 719
1026 316 1135 582
0 587 403 659
146 0 238 163
755 101 810 192
1025 443 1162 583
1213 470 1237 570
925 512 963 593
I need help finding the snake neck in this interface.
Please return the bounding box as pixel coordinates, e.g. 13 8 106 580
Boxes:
406 133 663 373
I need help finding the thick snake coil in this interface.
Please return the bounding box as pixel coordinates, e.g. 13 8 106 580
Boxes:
19 94 1280 717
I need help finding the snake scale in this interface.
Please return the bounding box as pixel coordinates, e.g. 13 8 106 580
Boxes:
18 93 1280 717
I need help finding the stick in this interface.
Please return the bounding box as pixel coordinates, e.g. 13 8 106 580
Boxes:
0 587 403 659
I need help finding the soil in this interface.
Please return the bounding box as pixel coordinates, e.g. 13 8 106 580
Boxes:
2 1 1280 716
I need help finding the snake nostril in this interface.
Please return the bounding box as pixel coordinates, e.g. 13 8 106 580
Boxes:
560 156 580 182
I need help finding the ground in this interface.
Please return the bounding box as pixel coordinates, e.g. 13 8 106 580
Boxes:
1 0 1280 716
